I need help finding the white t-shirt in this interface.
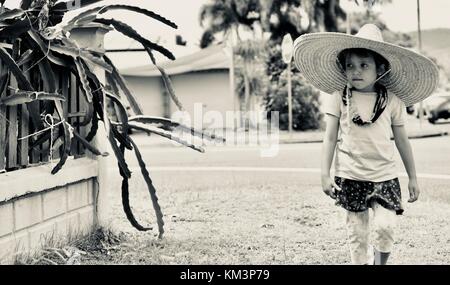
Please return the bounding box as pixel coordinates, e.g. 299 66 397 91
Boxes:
324 90 407 182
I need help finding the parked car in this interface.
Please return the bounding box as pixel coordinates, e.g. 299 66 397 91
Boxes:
418 92 450 124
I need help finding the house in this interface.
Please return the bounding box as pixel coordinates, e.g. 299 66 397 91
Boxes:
118 44 240 129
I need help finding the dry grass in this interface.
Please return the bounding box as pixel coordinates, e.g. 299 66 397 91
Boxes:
14 227 96 265
73 171 450 265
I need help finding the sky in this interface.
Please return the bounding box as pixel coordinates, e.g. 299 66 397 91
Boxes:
341 0 450 33
3 0 450 68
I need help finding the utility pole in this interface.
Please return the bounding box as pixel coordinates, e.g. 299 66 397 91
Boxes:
287 60 293 134
281 34 294 136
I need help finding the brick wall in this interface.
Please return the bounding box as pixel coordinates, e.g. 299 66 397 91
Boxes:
0 157 99 264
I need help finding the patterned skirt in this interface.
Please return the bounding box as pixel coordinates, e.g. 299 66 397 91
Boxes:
334 177 404 215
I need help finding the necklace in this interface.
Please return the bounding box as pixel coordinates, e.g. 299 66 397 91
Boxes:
342 84 388 126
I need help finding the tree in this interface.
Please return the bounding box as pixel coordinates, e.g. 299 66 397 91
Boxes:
261 1 347 131
199 0 261 45
200 0 266 129
265 71 323 131
234 39 268 128
260 0 347 43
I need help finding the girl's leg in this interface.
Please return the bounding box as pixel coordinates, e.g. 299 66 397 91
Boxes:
345 210 370 265
374 249 390 265
372 202 396 265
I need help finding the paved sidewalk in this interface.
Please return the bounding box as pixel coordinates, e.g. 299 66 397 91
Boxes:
279 116 450 144
130 116 449 148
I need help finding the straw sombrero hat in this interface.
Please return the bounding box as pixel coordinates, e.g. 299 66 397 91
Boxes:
293 24 439 107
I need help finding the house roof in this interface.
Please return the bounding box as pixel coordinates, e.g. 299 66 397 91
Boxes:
119 44 230 77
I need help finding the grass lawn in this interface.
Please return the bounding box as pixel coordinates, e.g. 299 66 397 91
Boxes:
77 171 450 265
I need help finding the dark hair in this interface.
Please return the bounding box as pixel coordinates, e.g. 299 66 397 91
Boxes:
337 48 390 71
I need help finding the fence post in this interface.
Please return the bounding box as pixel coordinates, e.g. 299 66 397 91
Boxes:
69 24 114 229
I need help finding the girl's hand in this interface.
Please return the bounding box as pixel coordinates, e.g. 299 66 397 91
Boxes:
407 179 420 203
321 176 341 199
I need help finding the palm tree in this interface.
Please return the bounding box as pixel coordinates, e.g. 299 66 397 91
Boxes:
199 0 264 129
199 0 261 45
259 0 347 43
234 39 267 129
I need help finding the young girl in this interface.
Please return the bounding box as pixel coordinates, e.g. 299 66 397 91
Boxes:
292 24 439 265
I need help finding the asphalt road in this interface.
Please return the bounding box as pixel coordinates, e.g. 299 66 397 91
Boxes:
114 135 450 210
125 135 450 178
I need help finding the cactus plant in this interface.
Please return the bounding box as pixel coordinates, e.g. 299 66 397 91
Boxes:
0 0 222 238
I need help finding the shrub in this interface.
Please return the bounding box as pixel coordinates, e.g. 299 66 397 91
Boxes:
264 72 323 131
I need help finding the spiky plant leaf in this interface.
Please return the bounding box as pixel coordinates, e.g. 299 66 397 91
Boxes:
16 49 34 66
49 43 112 72
0 43 45 130
128 115 225 142
37 57 58 117
51 114 72 175
0 91 64 106
85 90 105 143
0 73 9 95
40 14 97 40
95 18 175 60
51 106 72 175
128 122 205 153
0 8 25 22
104 91 128 126
111 125 132 150
27 30 70 67
119 143 152 232
35 60 71 175
29 131 51 151
128 136 165 238
145 48 184 111
0 46 33 90
74 58 93 102
67 4 177 29
85 111 98 142
103 55 143 115
107 125 131 178
72 129 108 156
0 19 31 38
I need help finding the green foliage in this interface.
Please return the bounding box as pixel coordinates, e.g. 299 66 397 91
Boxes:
264 39 322 131
233 39 268 102
199 0 261 41
264 71 323 131
199 0 348 47
235 66 267 104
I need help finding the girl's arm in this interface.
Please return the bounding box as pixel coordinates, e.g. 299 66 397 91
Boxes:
321 114 341 198
392 125 420 202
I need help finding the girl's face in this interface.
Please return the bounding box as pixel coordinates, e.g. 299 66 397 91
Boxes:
344 53 379 92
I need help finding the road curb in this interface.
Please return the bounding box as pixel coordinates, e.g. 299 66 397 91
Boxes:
407 131 448 139
279 131 449 144
131 131 449 148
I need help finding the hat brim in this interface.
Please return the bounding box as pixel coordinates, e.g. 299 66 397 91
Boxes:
293 32 440 107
